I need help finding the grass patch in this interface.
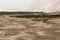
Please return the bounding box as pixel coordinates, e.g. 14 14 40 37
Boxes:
31 18 49 22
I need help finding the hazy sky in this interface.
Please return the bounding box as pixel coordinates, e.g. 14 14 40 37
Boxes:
0 0 60 12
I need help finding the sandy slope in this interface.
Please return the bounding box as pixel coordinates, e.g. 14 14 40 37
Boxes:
0 15 60 40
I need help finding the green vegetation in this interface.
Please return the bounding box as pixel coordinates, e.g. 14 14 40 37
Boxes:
31 18 49 22
0 12 58 24
0 12 43 15
31 18 56 24
0 12 60 18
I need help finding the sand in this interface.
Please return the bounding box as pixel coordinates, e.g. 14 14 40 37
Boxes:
0 15 60 40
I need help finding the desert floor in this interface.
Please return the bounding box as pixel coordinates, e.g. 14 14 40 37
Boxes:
0 15 60 40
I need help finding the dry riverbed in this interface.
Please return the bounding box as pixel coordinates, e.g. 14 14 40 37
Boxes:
0 15 60 40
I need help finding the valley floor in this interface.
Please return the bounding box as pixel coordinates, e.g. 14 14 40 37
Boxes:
0 15 60 40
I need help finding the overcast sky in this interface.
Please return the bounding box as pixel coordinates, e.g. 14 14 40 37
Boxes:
0 0 60 12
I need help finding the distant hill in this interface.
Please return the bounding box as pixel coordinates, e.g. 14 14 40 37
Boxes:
0 12 60 16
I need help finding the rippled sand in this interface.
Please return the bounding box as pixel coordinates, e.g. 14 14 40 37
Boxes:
0 15 60 40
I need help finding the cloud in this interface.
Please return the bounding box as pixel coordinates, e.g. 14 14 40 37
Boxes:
0 0 60 12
